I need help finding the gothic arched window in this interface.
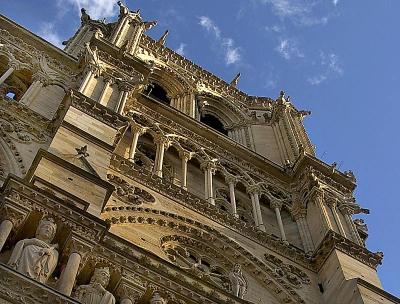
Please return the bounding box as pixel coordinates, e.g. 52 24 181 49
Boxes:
200 114 228 135
144 82 170 106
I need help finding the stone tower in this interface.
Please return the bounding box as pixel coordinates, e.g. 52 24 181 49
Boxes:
0 3 398 304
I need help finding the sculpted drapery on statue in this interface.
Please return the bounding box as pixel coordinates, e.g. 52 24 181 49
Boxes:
229 264 248 299
74 266 116 304
7 216 58 284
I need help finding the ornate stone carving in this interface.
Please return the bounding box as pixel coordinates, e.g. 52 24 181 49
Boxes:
107 173 155 205
74 266 116 304
264 253 310 288
8 216 59 284
150 292 167 304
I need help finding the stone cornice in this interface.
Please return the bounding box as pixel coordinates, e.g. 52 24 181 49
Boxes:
312 230 383 271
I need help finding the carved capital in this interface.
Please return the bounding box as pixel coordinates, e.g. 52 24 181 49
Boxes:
64 234 94 258
224 174 237 186
153 135 171 148
0 204 28 227
270 200 283 210
200 160 217 173
129 121 147 135
309 187 324 204
178 150 192 161
246 184 261 195
116 281 145 303
291 206 307 220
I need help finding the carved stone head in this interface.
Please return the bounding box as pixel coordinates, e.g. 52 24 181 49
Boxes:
35 216 57 243
150 292 167 304
90 267 110 288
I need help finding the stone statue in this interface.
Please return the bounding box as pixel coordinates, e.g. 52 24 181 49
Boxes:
74 267 116 304
117 1 129 17
8 216 58 284
81 8 91 24
228 264 247 299
150 292 167 304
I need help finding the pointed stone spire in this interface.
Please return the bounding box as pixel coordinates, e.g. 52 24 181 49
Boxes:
230 73 241 87
157 30 169 45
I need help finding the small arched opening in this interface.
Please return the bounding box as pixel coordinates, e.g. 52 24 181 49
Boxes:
144 82 170 106
200 114 228 135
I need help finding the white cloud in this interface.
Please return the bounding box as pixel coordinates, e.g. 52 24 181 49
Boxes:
307 74 327 85
199 16 221 39
265 25 283 33
321 52 344 75
275 38 304 60
258 0 330 26
37 23 63 48
175 43 186 56
307 51 344 85
333 0 339 6
60 0 117 20
198 16 242 65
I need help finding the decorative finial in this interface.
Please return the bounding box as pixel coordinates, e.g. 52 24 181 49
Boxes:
279 90 285 99
230 73 241 87
157 30 169 45
76 145 89 158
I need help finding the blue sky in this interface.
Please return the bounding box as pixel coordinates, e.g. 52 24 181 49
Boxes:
1 0 399 296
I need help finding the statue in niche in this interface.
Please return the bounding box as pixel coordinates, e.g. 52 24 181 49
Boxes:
8 216 58 284
150 292 167 304
229 264 248 299
74 266 116 304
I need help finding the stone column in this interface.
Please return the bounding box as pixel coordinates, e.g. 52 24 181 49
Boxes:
0 66 14 85
328 199 347 237
78 69 93 93
98 76 112 105
225 175 238 217
117 89 129 114
339 205 363 245
293 209 314 254
311 188 333 230
0 206 28 252
153 136 170 178
247 185 265 232
271 200 287 241
57 238 91 296
200 160 217 205
128 123 146 161
179 150 192 190
0 219 13 251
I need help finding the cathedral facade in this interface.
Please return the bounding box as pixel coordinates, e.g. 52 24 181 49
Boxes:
0 3 398 304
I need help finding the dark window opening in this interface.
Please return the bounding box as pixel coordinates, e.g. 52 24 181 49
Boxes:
200 114 228 135
144 82 170 105
318 283 324 293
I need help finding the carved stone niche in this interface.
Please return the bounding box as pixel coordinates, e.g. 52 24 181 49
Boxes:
0 210 71 287
73 259 121 304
